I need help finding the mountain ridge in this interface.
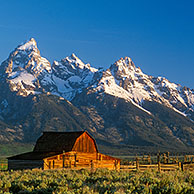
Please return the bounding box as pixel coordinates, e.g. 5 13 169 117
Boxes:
1 38 193 121
0 38 194 155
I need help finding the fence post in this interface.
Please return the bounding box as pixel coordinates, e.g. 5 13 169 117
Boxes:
167 152 170 163
178 162 181 170
181 162 184 171
148 155 151 164
163 153 167 164
53 160 55 169
114 160 118 170
176 155 179 163
157 153 160 164
62 155 65 168
158 161 161 173
62 151 66 168
91 160 94 172
172 157 175 163
188 155 191 163
136 157 139 170
74 154 77 167
184 155 187 163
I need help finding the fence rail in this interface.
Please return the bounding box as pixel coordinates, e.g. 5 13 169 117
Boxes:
120 163 180 172
120 160 194 172
119 153 194 172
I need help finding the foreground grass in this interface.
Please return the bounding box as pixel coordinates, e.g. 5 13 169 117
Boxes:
0 168 194 194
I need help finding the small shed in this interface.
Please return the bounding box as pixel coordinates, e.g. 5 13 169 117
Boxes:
8 131 120 170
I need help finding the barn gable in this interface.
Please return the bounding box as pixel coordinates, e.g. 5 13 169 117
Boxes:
72 131 98 153
33 131 98 153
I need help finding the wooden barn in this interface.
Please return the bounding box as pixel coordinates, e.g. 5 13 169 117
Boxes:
8 131 120 170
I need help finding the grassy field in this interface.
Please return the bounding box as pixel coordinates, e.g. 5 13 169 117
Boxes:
0 143 33 159
0 168 194 193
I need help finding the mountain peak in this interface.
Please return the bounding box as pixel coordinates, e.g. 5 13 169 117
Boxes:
70 53 78 60
110 56 137 78
0 38 52 96
115 56 135 68
68 53 85 66
17 38 38 52
62 53 99 72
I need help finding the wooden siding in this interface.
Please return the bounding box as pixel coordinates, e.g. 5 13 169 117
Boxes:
72 132 97 153
43 152 120 170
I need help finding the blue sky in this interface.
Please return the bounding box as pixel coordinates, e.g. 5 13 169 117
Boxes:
0 0 194 88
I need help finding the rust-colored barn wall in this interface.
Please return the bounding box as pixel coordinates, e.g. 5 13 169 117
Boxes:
72 132 97 153
43 152 120 170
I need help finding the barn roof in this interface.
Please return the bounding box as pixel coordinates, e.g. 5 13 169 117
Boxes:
8 131 99 160
7 151 60 160
33 131 87 153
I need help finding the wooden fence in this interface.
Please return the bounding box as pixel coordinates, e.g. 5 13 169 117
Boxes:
120 162 182 172
120 153 194 172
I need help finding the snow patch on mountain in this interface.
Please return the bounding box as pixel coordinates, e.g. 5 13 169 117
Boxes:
181 88 194 107
95 70 132 99
67 53 98 73
9 70 36 87
17 38 37 51
172 107 187 117
109 57 161 104
8 71 40 96
130 98 152 115
154 77 187 107
51 53 98 100
92 69 152 115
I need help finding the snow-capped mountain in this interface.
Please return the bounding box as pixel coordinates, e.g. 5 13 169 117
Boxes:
0 39 99 101
0 38 194 120
0 38 194 154
0 38 52 96
81 56 194 120
51 53 98 100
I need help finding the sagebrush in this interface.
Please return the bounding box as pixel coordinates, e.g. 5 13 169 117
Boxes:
1 168 194 194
